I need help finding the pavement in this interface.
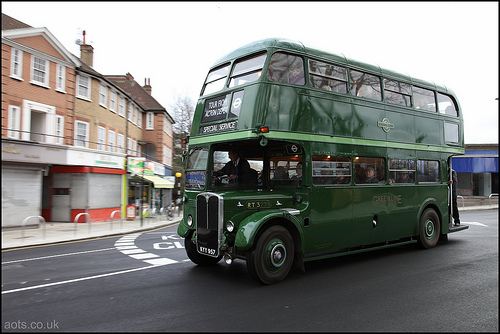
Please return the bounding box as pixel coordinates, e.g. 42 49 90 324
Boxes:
1 205 497 250
1 214 182 250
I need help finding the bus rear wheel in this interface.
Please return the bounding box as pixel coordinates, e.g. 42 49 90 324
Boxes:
247 225 294 284
417 208 441 249
184 234 222 266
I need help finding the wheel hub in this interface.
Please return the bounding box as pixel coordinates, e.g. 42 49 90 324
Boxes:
270 243 286 268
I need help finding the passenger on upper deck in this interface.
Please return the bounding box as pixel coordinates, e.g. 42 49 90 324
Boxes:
289 66 305 85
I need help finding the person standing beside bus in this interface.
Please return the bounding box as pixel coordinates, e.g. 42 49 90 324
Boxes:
448 168 460 226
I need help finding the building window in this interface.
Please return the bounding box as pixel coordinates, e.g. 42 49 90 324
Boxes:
118 96 125 117
100 84 108 108
146 112 154 130
127 137 132 155
133 106 137 125
98 126 106 150
163 145 172 166
56 64 66 92
117 133 125 153
108 130 116 152
55 115 64 144
10 48 23 79
127 103 132 121
77 74 91 100
7 105 21 139
31 55 49 87
164 115 172 136
75 121 89 147
109 91 117 112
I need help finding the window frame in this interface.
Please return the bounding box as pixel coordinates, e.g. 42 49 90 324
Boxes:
10 48 23 80
349 69 382 101
75 120 90 147
99 83 108 108
56 64 66 92
312 155 351 186
31 55 50 87
7 105 21 139
76 74 91 100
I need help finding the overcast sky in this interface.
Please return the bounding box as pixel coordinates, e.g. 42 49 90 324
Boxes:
3 1 498 144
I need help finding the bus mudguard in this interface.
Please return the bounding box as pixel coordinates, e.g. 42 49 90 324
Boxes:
234 209 304 251
177 219 190 238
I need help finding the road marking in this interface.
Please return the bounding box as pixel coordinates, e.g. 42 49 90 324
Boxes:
114 235 179 266
463 222 488 227
1 248 116 265
2 264 165 295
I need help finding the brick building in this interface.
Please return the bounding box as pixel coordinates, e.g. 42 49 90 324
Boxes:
2 14 174 227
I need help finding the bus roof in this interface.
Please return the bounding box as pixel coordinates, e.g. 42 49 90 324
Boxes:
211 38 455 95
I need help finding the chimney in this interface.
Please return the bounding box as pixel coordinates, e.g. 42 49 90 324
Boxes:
126 72 134 81
143 78 152 95
80 31 94 66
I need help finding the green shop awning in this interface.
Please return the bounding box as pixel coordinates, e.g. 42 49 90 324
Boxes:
136 174 174 188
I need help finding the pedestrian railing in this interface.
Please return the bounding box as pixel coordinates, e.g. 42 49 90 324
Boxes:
489 193 499 207
74 213 91 237
110 210 122 231
457 195 465 208
20 216 46 242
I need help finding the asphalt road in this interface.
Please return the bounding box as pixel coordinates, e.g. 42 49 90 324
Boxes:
2 210 498 332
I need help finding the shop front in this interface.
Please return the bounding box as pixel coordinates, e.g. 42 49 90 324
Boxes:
127 157 174 218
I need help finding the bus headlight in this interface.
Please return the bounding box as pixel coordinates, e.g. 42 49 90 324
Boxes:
186 215 193 227
226 220 235 232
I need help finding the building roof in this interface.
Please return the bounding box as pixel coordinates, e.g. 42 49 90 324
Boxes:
1 13 32 30
105 74 173 120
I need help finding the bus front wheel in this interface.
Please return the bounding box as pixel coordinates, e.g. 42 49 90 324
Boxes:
417 208 441 249
247 225 294 284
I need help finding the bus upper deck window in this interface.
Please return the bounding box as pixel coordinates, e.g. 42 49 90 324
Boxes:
229 53 267 88
267 52 305 86
203 64 230 96
437 93 458 116
413 86 436 112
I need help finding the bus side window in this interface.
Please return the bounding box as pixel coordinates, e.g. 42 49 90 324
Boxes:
354 157 386 184
389 159 416 184
312 156 351 185
413 86 436 112
349 70 382 101
267 52 305 86
417 160 440 183
437 93 458 117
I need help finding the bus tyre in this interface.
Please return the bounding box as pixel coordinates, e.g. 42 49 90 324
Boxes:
247 225 294 284
184 235 222 266
417 208 441 249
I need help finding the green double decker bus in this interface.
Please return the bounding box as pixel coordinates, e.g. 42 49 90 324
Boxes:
177 38 468 284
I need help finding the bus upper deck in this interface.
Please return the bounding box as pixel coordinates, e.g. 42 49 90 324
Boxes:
190 38 463 155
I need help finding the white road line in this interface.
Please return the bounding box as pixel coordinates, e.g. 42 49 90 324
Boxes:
2 264 165 295
114 235 179 265
120 249 147 255
463 222 488 227
1 248 116 265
